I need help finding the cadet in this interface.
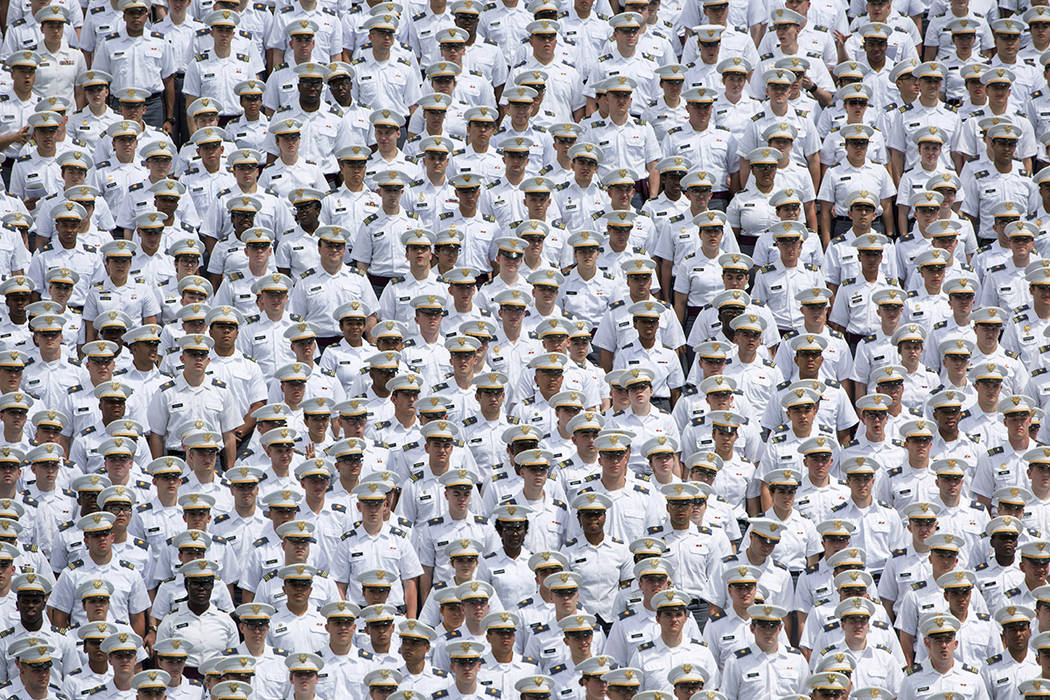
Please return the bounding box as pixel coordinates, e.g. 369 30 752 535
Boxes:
558 232 619 326
155 559 239 666
0 572 79 681
886 61 960 180
238 273 299 379
146 334 240 466
69 70 120 150
48 511 151 632
182 12 256 119
27 201 100 309
378 231 445 325
960 123 1037 244
266 565 329 654
718 604 807 698
583 75 660 194
450 107 504 185
628 589 719 691
351 170 422 291
440 174 500 275
270 63 343 175
897 614 987 700
289 226 379 348
612 303 684 408
350 15 423 116
258 118 327 201
979 604 1039 700
226 80 269 151
751 222 824 333
816 127 897 241
333 480 422 616
664 88 738 195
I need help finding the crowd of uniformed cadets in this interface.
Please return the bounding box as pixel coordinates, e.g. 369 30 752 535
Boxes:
9 0 1050 696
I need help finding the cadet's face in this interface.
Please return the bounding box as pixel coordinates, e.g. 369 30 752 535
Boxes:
1010 235 1035 257
369 25 395 48
565 628 593 656
367 619 394 647
450 555 477 578
297 76 323 103
991 137 1018 161
750 617 781 644
283 577 313 605
16 591 45 619
83 639 107 664
103 498 133 528
498 521 527 550
259 289 288 314
435 243 460 266
400 636 429 663
897 340 923 364
769 483 797 510
905 435 932 460
452 658 481 682
266 441 295 469
426 437 454 467
289 34 315 57
185 575 214 605
291 670 318 694
934 405 961 430
924 632 957 661
19 660 50 693
467 120 493 144
84 595 110 621
11 66 36 92
86 528 114 556
787 403 816 430
123 6 148 31
184 509 211 530
83 81 108 106
238 618 269 648
750 532 777 557
657 606 687 633
794 348 823 374
1003 411 1029 438
186 446 218 474
727 580 756 606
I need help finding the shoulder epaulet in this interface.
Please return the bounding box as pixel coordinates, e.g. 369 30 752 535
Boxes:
906 663 922 675
734 647 751 658
638 640 655 651
910 580 927 591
